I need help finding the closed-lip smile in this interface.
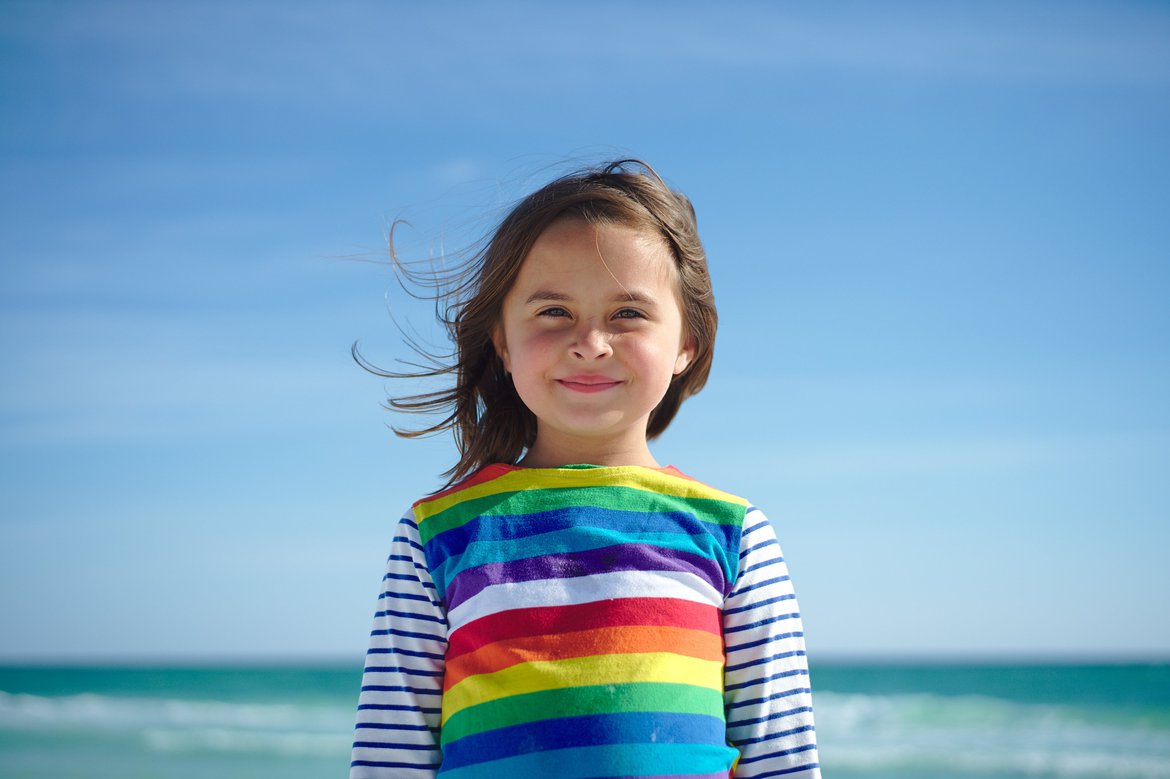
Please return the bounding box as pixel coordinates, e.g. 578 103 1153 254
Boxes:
557 375 623 393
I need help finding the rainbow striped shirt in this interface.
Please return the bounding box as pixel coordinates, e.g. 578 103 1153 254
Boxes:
351 464 820 778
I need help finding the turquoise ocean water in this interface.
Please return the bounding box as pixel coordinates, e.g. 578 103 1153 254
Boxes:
2 661 1168 778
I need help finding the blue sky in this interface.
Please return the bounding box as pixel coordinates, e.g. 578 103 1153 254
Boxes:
1 1 1167 661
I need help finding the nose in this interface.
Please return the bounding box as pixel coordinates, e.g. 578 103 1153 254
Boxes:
571 321 612 360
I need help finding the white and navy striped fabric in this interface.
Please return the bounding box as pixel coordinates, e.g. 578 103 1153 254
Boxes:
723 507 820 776
352 511 447 774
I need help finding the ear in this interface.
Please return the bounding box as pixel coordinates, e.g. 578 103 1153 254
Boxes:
491 326 511 373
673 337 696 376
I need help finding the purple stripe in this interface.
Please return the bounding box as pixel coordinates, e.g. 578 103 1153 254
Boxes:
445 543 725 611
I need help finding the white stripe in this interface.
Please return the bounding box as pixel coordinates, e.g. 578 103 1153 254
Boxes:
734 742 819 779
352 720 437 748
447 568 722 631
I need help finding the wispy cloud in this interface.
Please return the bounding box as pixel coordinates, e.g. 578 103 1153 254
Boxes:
10 1 1167 116
429 158 489 188
0 352 355 445
0 307 362 445
759 434 1116 481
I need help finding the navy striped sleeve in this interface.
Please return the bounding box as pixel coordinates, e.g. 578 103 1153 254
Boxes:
351 510 447 778
723 506 820 778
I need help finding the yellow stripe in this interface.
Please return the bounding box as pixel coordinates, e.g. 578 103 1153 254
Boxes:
440 651 723 725
416 467 747 524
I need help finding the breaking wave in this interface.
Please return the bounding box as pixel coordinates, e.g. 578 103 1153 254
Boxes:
816 690 1170 778
0 690 351 757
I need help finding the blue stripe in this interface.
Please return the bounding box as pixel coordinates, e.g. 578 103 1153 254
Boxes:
374 607 447 625
382 572 437 589
357 703 442 714
725 649 806 673
741 520 768 537
425 505 737 577
367 646 445 660
724 668 809 692
729 723 816 747
740 538 779 559
369 626 447 643
441 711 725 770
725 687 813 711
360 684 442 695
723 593 796 616
740 557 784 575
735 743 818 765
429 506 735 552
725 630 804 654
732 575 791 596
727 705 815 729
363 665 444 678
352 740 438 751
743 760 820 776
379 589 437 603
388 554 431 577
355 721 437 732
392 534 427 553
724 611 800 634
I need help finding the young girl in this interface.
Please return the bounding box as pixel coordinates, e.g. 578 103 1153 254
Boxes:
351 161 821 778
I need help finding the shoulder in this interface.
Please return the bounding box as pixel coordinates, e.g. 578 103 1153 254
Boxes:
655 466 750 507
411 463 515 509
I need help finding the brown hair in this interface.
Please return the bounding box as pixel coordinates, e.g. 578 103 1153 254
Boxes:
358 159 718 486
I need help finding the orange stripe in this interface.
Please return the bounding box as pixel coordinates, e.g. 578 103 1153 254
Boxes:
443 624 724 691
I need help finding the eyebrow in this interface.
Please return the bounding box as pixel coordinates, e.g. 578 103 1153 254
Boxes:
523 289 657 305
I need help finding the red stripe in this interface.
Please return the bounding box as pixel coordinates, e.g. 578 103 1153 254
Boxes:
447 597 720 661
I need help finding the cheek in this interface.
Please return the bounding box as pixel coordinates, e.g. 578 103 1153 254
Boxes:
508 330 561 373
624 339 678 384
506 335 559 414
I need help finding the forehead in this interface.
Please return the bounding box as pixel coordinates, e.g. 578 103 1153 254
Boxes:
515 218 678 289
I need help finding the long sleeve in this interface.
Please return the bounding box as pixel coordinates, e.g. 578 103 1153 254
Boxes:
350 510 448 778
723 506 821 778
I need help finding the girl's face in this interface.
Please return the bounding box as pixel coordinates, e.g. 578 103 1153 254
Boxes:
492 218 694 468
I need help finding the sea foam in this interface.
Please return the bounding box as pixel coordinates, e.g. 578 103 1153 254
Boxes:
817 691 1170 778
4 687 1170 771
0 690 351 756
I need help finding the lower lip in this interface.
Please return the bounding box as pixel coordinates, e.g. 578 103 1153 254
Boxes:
558 380 621 394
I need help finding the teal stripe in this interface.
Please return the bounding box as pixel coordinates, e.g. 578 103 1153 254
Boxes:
437 741 739 779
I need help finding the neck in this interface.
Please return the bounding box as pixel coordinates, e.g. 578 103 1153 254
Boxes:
518 430 661 470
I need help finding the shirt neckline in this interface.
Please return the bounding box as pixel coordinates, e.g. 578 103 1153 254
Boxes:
491 462 680 476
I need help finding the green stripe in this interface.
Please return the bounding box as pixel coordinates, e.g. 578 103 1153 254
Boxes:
442 682 724 743
419 486 744 544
